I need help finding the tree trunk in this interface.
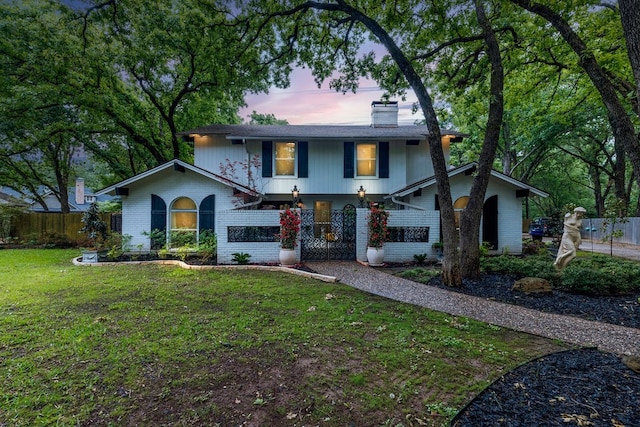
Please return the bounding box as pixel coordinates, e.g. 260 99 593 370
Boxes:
619 0 640 110
589 165 605 216
329 2 463 285
459 0 505 279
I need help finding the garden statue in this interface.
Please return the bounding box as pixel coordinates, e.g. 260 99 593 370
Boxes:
553 206 587 270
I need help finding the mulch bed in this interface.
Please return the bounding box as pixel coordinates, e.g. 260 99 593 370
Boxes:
388 269 640 426
425 273 640 328
452 348 640 426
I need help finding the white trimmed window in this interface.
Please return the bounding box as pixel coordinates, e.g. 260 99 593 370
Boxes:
275 142 296 176
170 197 197 246
356 142 376 176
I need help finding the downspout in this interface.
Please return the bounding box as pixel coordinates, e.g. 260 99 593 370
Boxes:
391 195 426 210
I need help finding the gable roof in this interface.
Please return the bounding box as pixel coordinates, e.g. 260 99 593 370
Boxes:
95 159 261 197
178 124 467 141
387 163 549 198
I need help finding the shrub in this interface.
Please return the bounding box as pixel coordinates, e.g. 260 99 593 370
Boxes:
397 267 440 284
522 239 548 256
39 232 74 248
561 255 640 295
480 255 559 284
143 229 166 250
232 252 251 264
413 253 427 264
197 230 217 262
482 253 640 296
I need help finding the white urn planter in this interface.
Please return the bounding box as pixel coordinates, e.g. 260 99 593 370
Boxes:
366 246 385 266
279 248 297 267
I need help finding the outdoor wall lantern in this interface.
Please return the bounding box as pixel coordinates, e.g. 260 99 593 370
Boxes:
357 185 366 208
291 185 300 206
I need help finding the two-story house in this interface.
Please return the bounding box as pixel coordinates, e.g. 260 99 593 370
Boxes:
96 101 547 263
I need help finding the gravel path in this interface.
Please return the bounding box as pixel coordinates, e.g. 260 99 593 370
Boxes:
305 261 640 356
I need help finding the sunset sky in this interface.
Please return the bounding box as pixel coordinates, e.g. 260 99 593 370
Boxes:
239 67 422 126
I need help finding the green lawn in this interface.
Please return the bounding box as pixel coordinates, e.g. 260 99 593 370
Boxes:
0 249 568 426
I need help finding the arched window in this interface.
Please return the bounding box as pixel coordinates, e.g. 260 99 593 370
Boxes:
453 196 469 230
170 197 197 247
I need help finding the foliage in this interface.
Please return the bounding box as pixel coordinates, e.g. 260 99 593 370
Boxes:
397 267 441 283
170 230 196 248
97 200 122 213
80 203 108 249
559 255 640 295
278 208 301 249
20 232 74 249
197 229 217 262
0 249 565 426
0 204 25 243
367 206 389 249
413 253 428 265
231 252 252 264
142 229 167 250
479 242 493 257
480 255 558 283
246 111 289 125
105 233 132 260
0 0 290 194
481 253 640 296
218 155 264 207
522 239 548 256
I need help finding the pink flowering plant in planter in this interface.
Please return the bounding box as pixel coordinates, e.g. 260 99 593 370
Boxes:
367 206 389 248
278 207 301 249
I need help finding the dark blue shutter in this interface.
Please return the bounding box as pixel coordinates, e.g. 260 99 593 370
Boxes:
298 141 308 177
344 141 354 178
199 195 215 231
379 141 389 178
262 141 272 177
151 194 166 231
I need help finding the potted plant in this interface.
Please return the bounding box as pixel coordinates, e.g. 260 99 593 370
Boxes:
278 207 301 266
79 202 109 263
366 205 389 266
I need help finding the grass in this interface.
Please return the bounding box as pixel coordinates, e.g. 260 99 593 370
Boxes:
0 249 568 426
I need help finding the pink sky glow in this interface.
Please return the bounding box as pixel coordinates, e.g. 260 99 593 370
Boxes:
239 67 422 126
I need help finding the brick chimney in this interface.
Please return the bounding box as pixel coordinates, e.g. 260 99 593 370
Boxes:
75 178 85 205
371 101 398 128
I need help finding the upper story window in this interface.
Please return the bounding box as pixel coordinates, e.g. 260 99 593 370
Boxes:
356 143 377 176
275 142 296 176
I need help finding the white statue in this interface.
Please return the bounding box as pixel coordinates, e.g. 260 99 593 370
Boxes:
553 207 587 270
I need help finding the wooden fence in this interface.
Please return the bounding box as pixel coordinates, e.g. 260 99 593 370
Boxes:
10 212 120 245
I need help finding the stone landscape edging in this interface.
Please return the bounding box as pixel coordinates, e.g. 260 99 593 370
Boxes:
71 257 338 283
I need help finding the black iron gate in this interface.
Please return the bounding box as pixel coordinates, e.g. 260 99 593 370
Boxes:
300 207 357 260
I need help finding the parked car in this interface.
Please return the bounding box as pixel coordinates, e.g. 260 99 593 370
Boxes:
529 217 561 240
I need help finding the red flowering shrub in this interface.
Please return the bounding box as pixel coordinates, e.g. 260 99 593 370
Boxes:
367 206 389 248
278 208 301 249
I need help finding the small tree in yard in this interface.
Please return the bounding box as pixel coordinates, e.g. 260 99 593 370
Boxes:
80 202 109 249
601 199 628 256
